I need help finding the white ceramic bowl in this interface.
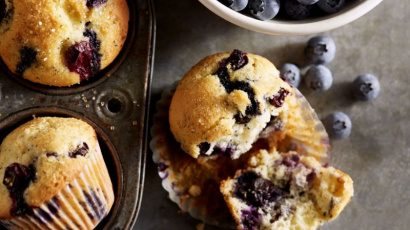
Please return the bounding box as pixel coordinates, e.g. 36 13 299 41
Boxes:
199 0 383 35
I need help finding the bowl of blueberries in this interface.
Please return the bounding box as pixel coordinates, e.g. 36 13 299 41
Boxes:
199 0 383 35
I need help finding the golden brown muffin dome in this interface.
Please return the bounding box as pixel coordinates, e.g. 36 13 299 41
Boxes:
0 0 129 87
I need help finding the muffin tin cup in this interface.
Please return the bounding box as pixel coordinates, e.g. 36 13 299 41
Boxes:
0 0 155 228
150 83 330 228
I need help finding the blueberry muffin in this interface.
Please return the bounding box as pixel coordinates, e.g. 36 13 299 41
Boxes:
220 150 353 230
0 0 129 87
169 50 292 159
0 117 114 229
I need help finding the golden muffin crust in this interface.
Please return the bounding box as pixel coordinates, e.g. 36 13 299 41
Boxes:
220 150 353 230
0 117 101 219
169 50 292 159
0 0 129 87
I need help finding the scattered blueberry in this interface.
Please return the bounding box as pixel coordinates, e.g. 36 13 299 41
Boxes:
284 0 313 20
352 74 380 101
304 65 333 91
317 0 346 14
249 0 281 21
297 0 319 5
323 112 352 139
220 0 249 12
280 63 301 87
305 35 336 64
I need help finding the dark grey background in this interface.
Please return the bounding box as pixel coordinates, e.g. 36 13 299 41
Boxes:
136 0 410 229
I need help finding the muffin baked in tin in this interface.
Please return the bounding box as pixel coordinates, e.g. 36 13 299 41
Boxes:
0 0 129 87
0 117 114 229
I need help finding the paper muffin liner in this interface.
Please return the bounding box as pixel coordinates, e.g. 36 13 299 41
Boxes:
264 88 330 164
150 84 330 228
0 143 114 230
151 84 238 228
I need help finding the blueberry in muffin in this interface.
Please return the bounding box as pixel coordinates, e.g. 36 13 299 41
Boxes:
0 117 114 229
220 150 353 230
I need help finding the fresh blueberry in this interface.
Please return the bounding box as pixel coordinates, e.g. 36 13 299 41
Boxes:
249 0 280 21
305 35 336 64
297 0 319 5
323 112 352 139
304 65 333 91
284 0 313 20
317 0 346 14
352 74 380 101
219 0 249 11
280 63 301 87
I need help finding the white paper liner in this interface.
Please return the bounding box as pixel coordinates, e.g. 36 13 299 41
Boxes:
0 144 114 230
274 88 330 163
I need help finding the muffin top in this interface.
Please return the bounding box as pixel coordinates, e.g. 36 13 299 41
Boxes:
0 117 100 219
220 150 353 230
0 0 129 87
169 50 292 159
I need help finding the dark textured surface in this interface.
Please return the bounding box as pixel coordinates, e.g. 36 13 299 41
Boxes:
137 0 410 229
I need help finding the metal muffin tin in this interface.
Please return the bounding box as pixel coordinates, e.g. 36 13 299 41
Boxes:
0 0 155 229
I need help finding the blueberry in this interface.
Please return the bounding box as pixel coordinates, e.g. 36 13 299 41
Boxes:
249 0 280 21
220 0 249 11
297 0 319 5
68 143 89 158
3 163 36 216
16 47 37 75
352 74 380 101
215 50 261 125
241 207 261 230
65 29 102 81
317 0 346 14
280 63 301 87
323 112 352 139
234 171 286 207
269 88 290 108
284 0 313 20
305 35 336 64
304 65 333 91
